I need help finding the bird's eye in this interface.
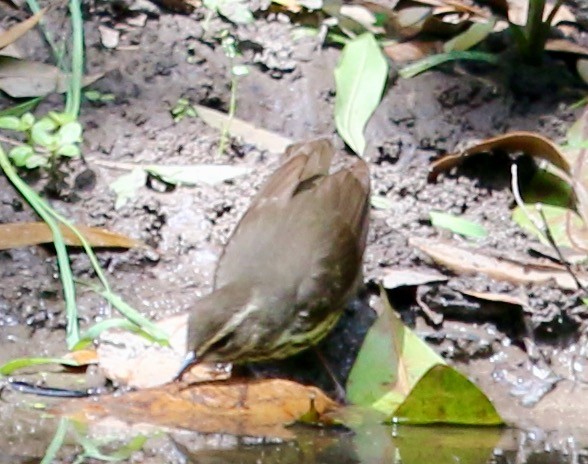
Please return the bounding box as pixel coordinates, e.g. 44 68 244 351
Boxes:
208 332 233 353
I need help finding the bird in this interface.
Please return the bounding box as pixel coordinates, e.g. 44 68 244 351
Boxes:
175 138 370 380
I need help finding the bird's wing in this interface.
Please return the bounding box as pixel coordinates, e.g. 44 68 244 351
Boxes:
214 139 335 288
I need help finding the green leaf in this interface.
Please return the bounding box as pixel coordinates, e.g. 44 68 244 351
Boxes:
399 51 498 79
0 115 24 131
20 112 35 129
335 32 388 156
429 211 487 238
512 204 584 248
25 153 48 169
110 168 148 209
56 121 82 145
346 291 445 413
31 117 58 148
8 144 34 165
0 356 81 376
49 111 76 125
391 364 503 425
56 144 81 158
444 18 496 52
0 98 42 118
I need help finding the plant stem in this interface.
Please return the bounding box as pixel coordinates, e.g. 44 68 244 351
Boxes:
0 145 80 347
66 0 84 116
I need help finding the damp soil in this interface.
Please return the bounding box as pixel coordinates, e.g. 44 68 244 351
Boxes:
2 1 588 462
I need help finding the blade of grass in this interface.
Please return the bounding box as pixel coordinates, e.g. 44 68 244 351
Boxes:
25 0 65 69
78 282 169 344
75 318 163 349
0 357 81 376
399 51 499 79
66 0 83 116
40 418 69 464
0 145 80 348
0 97 42 117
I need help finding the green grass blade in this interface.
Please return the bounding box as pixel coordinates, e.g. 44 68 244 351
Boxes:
79 282 169 344
399 51 499 79
0 357 81 376
40 418 69 464
66 0 84 116
75 318 162 349
0 145 80 347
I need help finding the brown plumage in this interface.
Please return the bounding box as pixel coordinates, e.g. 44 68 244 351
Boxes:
176 138 370 378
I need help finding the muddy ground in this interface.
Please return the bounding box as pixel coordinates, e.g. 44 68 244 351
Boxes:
2 0 588 462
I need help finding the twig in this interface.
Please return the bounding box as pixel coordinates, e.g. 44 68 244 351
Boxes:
511 164 587 294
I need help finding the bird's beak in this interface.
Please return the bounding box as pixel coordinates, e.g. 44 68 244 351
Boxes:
173 351 197 382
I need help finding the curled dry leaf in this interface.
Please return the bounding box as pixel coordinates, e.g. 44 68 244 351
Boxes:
429 131 571 182
0 222 142 250
54 378 338 440
410 236 588 290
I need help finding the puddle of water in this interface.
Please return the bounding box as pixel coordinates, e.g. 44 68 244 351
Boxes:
1 398 586 464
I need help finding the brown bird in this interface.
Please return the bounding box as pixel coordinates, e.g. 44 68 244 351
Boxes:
175 138 370 379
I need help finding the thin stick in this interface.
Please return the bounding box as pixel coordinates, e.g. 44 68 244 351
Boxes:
511 164 587 294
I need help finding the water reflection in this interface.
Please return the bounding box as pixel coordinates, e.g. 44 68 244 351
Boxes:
1 400 587 464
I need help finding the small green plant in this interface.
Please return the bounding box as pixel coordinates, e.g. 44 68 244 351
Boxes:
0 111 82 169
170 97 197 122
509 0 563 64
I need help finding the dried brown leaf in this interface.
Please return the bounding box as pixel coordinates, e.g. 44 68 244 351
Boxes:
429 131 571 182
460 289 529 307
383 40 442 62
545 38 588 57
0 56 103 98
410 236 588 290
0 8 45 50
0 222 142 250
54 378 338 439
63 349 99 366
382 268 448 289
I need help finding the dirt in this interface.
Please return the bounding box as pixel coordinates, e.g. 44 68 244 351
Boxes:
2 0 588 462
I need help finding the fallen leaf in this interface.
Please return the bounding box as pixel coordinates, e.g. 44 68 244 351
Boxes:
392 364 503 425
194 104 292 153
346 290 446 413
0 8 45 50
96 313 228 388
384 40 442 62
410 236 588 290
63 349 99 366
54 378 338 440
545 38 588 57
334 32 388 156
110 168 148 209
0 222 141 250
381 268 448 289
429 131 571 182
146 163 250 186
460 289 529 307
0 56 103 98
429 211 488 238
